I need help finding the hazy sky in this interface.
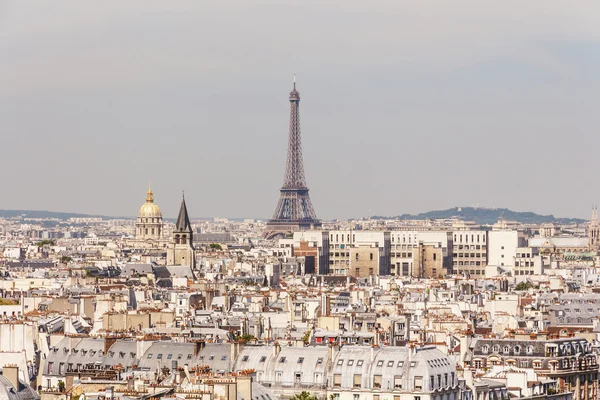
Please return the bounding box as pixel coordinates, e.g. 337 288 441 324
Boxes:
1 1 600 220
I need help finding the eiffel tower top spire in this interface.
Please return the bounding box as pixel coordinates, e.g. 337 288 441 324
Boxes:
282 78 306 189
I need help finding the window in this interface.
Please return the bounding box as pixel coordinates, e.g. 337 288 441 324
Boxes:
394 376 402 388
334 374 342 387
338 359 344 366
347 359 354 366
397 361 404 367
279 357 286 363
242 356 249 362
157 354 163 359
377 360 384 367
209 355 215 361
373 375 382 388
353 374 361 388
221 355 227 361
298 357 304 364
387 361 394 367
410 361 416 367
187 354 193 360
147 354 153 359
316 357 323 364
167 354 173 359
357 360 364 366
414 376 423 390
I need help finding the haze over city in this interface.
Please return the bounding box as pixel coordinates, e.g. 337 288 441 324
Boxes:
1 1 600 219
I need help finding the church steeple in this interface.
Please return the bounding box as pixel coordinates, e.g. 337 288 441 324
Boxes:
168 194 195 268
175 195 192 233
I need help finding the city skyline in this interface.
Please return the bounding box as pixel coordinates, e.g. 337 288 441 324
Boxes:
2 1 600 219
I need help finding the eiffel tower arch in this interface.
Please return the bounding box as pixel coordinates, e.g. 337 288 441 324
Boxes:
264 79 321 239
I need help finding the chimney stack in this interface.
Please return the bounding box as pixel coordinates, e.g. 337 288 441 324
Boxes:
2 364 19 390
273 341 281 357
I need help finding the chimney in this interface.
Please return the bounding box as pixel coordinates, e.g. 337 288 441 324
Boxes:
404 313 412 343
194 340 205 356
104 336 118 355
3 365 19 389
273 341 281 357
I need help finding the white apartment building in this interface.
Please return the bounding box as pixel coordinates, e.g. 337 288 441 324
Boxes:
452 230 487 278
487 230 522 269
390 231 451 277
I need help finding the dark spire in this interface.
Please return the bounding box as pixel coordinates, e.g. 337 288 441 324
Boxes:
175 195 192 232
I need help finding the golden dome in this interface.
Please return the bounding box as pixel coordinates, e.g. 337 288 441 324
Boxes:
138 186 162 218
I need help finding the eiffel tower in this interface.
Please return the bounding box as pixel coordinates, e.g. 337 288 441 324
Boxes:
264 79 321 239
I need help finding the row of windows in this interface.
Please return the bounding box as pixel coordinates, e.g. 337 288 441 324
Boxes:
138 217 161 223
481 344 533 355
454 234 486 243
147 353 198 360
336 358 416 368
453 253 485 258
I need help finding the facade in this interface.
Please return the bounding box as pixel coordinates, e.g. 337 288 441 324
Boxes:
514 247 542 276
487 230 521 269
470 338 598 400
390 231 452 278
452 230 488 278
329 345 459 400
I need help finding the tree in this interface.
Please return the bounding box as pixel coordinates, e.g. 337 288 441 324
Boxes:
57 380 65 393
210 243 223 250
302 331 311 345
290 392 318 400
239 334 255 343
515 281 533 291
60 256 72 264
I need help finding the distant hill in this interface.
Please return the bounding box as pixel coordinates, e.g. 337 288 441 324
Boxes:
373 207 586 225
0 210 116 220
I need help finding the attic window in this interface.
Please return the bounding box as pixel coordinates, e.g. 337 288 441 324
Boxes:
147 354 153 359
260 356 267 362
108 352 115 358
242 356 249 362
157 354 163 359
317 358 323 364
397 361 403 367
209 356 215 361
387 361 394 367
279 357 286 363
377 360 384 367
187 354 193 360
357 360 364 366
298 357 304 364
410 362 416 367
167 354 173 359
221 356 227 361
337 359 344 366
177 354 182 360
